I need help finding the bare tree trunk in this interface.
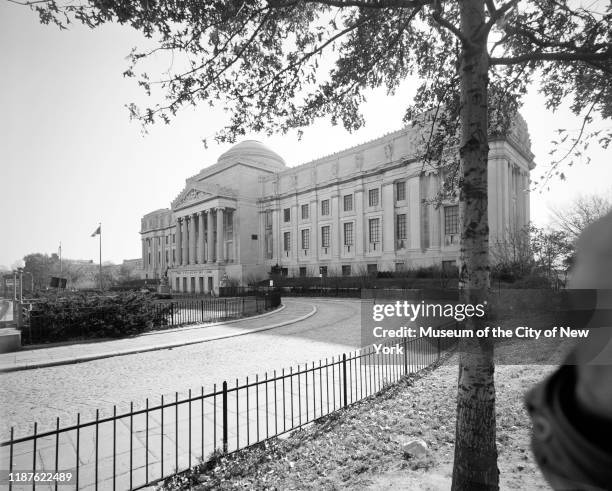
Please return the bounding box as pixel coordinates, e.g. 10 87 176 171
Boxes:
451 1 498 490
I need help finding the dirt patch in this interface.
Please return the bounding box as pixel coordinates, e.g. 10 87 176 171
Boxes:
161 354 554 490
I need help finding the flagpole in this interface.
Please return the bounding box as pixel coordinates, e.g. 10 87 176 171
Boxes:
99 222 102 291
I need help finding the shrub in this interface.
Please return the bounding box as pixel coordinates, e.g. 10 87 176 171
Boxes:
26 292 170 344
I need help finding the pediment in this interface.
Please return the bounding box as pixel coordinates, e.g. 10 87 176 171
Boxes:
171 181 236 210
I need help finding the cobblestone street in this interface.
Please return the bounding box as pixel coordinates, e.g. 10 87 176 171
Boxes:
0 299 363 436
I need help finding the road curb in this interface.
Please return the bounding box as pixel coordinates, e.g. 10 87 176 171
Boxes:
0 303 317 373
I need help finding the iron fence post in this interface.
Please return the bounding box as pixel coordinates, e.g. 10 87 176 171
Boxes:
342 354 348 408
437 337 441 361
201 300 204 322
403 337 408 375
222 381 228 453
170 302 174 326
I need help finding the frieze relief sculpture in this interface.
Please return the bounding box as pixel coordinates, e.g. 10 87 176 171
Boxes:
384 142 394 162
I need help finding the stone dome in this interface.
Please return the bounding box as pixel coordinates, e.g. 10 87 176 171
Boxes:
217 140 286 169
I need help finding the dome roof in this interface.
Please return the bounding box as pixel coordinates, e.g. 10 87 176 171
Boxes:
217 140 286 169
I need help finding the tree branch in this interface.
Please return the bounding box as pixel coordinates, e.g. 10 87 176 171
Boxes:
490 50 612 65
432 9 471 47
480 0 518 39
289 0 431 8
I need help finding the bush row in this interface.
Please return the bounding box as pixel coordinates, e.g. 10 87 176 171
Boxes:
26 292 170 344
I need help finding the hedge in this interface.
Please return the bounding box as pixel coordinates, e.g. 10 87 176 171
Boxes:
26 292 170 344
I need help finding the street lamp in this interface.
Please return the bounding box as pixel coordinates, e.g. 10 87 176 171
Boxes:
16 268 23 302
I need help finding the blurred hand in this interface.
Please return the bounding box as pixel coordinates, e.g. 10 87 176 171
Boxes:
567 212 612 421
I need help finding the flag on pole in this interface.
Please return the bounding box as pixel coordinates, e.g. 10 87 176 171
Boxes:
91 225 101 237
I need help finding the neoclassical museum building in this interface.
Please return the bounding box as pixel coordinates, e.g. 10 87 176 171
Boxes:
141 117 534 293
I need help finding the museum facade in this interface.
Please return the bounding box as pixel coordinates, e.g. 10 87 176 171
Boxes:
141 117 534 293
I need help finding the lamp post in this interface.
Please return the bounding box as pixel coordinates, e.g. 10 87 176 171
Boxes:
17 268 23 302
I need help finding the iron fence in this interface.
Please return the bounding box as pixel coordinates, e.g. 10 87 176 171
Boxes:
21 292 281 345
152 293 280 328
0 332 455 490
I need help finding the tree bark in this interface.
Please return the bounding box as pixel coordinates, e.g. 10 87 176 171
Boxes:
451 0 498 490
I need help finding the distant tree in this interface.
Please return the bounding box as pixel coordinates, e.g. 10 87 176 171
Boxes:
17 0 611 488
118 262 140 283
93 265 120 290
529 226 573 281
550 192 612 241
60 261 90 289
23 253 59 290
490 225 536 284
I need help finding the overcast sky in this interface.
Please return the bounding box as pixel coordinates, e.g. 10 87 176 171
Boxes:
1 3 610 269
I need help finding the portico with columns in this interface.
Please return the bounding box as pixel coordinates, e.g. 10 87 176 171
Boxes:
141 140 286 293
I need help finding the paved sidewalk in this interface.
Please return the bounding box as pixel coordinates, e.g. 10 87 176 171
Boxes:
0 300 316 373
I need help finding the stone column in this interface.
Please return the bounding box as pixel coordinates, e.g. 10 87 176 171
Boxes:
227 209 234 262
272 206 280 261
159 236 164 270
176 218 182 267
207 210 214 262
182 218 189 266
217 207 225 263
355 189 364 256
331 192 340 259
382 182 395 254
152 235 157 272
141 239 146 268
198 211 205 264
189 215 197 265
311 199 319 261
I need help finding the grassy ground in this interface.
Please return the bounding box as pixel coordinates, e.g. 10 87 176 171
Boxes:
159 346 558 491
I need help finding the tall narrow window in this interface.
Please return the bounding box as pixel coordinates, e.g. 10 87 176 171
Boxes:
301 204 309 219
396 214 407 239
444 206 459 235
343 222 354 246
343 194 353 212
283 232 291 251
301 229 310 249
369 218 380 243
396 181 406 201
321 225 330 248
284 208 291 222
321 199 330 216
368 188 379 207
265 210 272 228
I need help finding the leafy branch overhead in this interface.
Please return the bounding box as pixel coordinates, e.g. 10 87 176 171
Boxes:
22 0 610 161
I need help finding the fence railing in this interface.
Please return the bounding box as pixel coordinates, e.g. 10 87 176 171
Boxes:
0 332 455 490
21 292 282 345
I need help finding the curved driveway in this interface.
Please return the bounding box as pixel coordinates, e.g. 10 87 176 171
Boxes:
0 298 363 436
